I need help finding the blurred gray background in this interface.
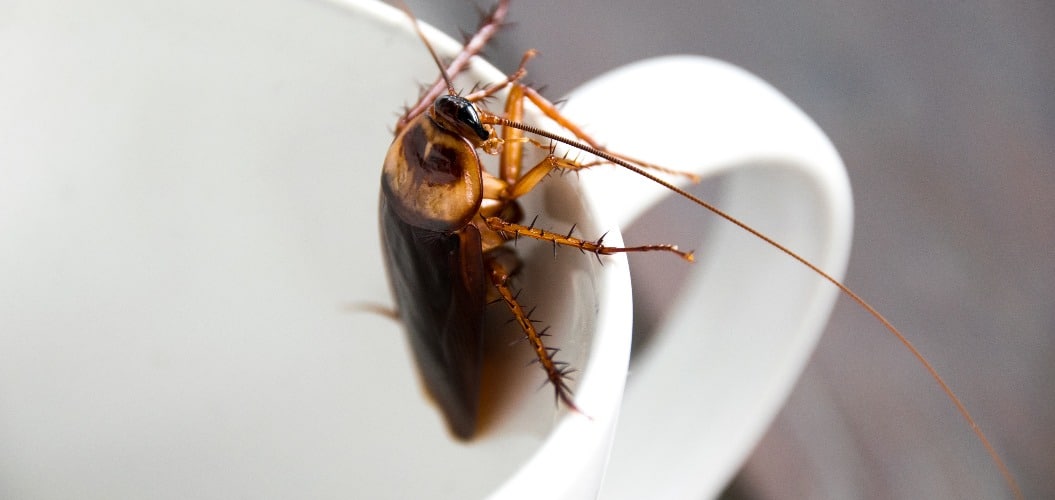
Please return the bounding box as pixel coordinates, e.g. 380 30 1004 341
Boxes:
392 1 1053 498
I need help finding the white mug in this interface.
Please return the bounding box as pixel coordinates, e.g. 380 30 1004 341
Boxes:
0 1 850 498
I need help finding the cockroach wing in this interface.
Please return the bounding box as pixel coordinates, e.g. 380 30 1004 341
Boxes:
379 195 487 439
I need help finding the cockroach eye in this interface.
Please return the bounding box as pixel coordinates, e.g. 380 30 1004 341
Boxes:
433 95 490 142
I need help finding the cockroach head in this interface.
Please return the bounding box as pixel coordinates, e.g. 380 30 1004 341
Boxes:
430 95 491 145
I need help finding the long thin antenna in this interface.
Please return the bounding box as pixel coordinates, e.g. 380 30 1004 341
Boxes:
394 0 511 132
394 0 455 95
481 113 1023 500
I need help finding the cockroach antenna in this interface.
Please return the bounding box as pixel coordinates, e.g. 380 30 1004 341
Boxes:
394 0 456 96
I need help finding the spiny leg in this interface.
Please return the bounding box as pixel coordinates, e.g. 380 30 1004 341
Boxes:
463 50 537 184
344 302 400 321
461 49 590 185
502 148 594 200
463 49 537 106
486 216 695 262
487 255 579 411
395 0 511 133
499 82 526 184
497 83 701 183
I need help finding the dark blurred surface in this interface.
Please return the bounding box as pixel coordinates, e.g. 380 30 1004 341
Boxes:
394 1 1054 498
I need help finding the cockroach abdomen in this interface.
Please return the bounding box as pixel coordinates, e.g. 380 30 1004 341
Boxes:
380 195 487 439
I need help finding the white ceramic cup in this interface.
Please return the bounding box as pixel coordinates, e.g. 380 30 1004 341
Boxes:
0 1 850 498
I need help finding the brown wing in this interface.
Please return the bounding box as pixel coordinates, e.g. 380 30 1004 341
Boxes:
380 195 487 439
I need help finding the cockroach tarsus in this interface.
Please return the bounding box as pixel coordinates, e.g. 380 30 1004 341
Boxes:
377 1 1021 498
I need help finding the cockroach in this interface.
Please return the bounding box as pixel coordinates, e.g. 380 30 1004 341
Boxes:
378 1 1021 497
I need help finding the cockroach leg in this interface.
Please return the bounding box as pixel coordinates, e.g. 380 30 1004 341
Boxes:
344 302 401 321
503 153 592 200
499 83 526 183
395 0 511 133
515 84 702 183
463 49 537 105
487 253 580 411
484 216 695 262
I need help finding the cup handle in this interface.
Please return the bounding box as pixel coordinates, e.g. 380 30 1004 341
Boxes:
558 56 854 498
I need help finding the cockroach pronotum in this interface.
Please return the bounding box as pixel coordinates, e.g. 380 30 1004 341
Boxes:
378 1 1020 497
